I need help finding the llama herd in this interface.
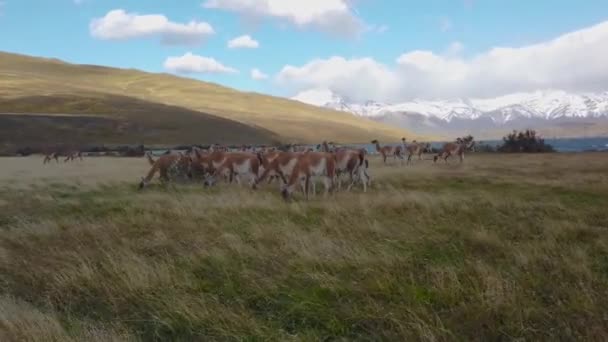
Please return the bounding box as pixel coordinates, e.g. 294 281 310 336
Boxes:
39 137 474 200
137 138 475 201
139 141 370 200
42 150 83 164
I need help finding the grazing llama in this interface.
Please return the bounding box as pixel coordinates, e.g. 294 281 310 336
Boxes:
193 149 260 188
43 150 82 164
371 139 403 165
321 141 370 192
255 151 308 193
43 152 59 164
281 152 336 201
433 138 475 163
64 151 83 162
139 151 193 189
405 141 431 165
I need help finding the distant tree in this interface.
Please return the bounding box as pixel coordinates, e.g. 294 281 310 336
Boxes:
498 129 555 153
15 146 36 156
456 135 476 151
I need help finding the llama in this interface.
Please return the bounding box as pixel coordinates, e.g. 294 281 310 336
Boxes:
281 152 336 201
371 139 403 165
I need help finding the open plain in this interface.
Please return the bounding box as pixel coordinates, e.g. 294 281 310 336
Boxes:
1 152 608 341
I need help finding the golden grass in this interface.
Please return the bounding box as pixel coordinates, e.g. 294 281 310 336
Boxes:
0 51 425 144
1 152 608 340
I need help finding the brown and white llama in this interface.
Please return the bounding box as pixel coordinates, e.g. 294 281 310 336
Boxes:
371 139 403 165
43 152 59 164
321 141 370 192
139 151 193 189
43 150 82 164
64 151 83 162
335 149 370 192
281 152 336 201
193 149 260 187
256 150 283 185
405 141 431 165
433 139 475 163
255 151 308 193
289 144 314 153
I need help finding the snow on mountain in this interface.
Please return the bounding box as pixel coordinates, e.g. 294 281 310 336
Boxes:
291 88 388 116
292 89 608 124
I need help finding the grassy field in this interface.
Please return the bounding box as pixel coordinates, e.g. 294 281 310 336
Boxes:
0 51 420 144
1 153 608 341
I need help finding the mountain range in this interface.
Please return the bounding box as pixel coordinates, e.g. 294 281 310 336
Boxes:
292 89 608 139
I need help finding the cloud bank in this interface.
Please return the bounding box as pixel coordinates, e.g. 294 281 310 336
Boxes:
164 53 238 74
203 0 365 38
91 9 214 45
227 34 259 48
251 68 269 80
278 20 608 102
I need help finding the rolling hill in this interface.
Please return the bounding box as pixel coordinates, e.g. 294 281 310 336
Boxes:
0 94 278 148
0 51 418 150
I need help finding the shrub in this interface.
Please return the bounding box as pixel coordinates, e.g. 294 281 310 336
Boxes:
498 130 555 153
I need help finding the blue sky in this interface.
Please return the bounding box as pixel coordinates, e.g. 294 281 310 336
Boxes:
1 0 607 101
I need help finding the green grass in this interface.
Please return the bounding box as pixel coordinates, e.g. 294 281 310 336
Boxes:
1 153 608 340
0 51 421 144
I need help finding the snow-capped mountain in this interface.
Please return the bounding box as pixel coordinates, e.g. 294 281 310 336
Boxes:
293 89 608 122
292 89 608 138
292 88 389 117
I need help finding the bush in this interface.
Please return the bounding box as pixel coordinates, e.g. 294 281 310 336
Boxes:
15 147 37 156
498 130 555 153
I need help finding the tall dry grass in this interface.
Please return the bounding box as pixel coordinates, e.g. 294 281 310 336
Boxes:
1 153 608 340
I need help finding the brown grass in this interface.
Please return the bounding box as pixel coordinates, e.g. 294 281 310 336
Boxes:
1 152 608 340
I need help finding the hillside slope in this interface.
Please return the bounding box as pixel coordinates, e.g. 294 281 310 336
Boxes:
0 93 279 151
0 51 418 144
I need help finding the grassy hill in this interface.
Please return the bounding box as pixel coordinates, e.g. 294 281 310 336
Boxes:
0 93 279 152
0 51 420 146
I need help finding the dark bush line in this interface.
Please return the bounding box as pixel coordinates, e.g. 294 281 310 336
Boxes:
435 131 555 154
498 129 555 153
0 130 557 157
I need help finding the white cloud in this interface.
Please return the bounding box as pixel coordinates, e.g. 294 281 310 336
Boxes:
276 20 608 102
164 53 238 74
203 0 365 38
375 24 388 34
228 34 259 48
90 9 214 45
439 17 452 32
276 56 400 102
445 41 464 56
251 68 268 80
292 88 335 106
